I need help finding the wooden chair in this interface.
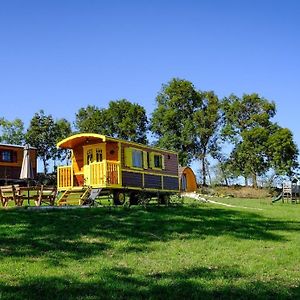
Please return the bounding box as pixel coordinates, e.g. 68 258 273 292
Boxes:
18 186 40 206
35 186 57 206
0 185 22 207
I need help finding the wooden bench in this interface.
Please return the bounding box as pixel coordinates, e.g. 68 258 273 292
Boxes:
35 186 57 206
0 185 23 207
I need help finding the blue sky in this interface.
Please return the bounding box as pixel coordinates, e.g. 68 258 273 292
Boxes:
0 0 300 165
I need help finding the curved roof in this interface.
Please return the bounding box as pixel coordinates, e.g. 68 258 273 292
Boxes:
57 133 108 149
178 166 196 178
57 133 178 154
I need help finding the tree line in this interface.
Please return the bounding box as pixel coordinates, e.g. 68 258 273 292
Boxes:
0 78 298 187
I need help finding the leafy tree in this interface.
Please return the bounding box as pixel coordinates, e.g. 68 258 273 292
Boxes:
222 93 276 140
228 127 270 187
0 118 25 145
194 91 220 185
74 105 109 134
151 79 221 185
54 118 73 164
267 126 298 176
150 78 202 165
25 110 58 174
105 99 148 144
222 94 298 187
75 100 148 144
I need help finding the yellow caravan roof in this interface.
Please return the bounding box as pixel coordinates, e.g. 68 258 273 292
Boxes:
57 133 178 154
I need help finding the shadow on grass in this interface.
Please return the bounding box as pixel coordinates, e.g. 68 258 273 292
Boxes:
0 265 299 300
0 205 299 261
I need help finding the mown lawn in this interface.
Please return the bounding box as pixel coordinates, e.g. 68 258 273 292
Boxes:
0 198 300 299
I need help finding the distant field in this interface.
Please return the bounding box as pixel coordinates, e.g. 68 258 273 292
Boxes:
0 198 300 299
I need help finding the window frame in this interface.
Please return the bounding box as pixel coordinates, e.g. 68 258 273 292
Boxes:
150 152 165 170
131 148 143 169
0 150 17 163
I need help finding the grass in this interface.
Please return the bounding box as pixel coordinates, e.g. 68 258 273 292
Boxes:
0 198 300 299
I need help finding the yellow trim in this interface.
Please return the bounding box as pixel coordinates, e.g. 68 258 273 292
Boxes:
143 151 148 169
122 168 179 178
124 147 132 167
118 186 179 193
149 152 164 170
58 186 179 193
57 132 177 154
118 142 122 186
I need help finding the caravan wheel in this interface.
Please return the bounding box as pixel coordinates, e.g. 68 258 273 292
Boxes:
113 190 126 205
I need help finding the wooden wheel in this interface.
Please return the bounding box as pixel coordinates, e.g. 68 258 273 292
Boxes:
113 190 126 205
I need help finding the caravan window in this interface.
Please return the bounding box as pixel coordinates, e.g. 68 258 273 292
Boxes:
154 154 162 168
132 149 143 168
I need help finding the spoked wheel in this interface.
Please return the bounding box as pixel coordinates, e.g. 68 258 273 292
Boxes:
113 190 126 205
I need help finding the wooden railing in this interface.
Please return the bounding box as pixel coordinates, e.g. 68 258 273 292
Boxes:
57 166 73 189
89 161 120 186
57 161 120 189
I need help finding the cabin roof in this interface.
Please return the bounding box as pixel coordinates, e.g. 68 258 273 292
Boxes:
178 166 195 177
57 133 178 154
0 143 37 150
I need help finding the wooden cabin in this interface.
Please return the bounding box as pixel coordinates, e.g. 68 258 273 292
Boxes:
57 133 179 195
179 166 197 192
0 144 37 183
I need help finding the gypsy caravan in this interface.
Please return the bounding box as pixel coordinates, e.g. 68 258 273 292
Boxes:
57 133 179 205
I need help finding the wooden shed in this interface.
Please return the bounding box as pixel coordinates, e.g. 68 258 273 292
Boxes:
0 144 37 183
179 166 197 192
57 133 179 195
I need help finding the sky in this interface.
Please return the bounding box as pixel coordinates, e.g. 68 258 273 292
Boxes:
0 0 300 172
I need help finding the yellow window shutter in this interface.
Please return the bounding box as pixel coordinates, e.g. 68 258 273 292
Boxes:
143 151 148 169
124 147 132 167
161 154 165 170
149 152 154 169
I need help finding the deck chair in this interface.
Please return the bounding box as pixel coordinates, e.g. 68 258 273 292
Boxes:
0 185 21 207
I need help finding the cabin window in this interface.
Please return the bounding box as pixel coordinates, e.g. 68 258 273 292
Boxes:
154 154 162 168
132 149 143 168
87 149 93 165
95 148 103 162
149 152 165 170
0 150 17 163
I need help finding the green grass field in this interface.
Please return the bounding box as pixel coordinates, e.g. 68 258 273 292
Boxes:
0 198 300 299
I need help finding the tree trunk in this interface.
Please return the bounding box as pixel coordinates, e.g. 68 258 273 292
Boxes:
220 165 229 186
252 173 258 188
245 177 248 187
43 158 48 175
201 157 207 186
206 160 212 186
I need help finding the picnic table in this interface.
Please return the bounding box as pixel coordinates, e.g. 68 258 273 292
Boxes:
0 185 57 207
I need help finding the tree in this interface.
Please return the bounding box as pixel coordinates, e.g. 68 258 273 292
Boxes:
75 100 148 144
150 78 202 165
54 118 73 165
222 93 276 137
194 91 220 185
105 99 148 144
25 110 58 174
0 118 25 145
267 126 298 176
74 105 110 134
222 94 298 187
151 78 221 185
